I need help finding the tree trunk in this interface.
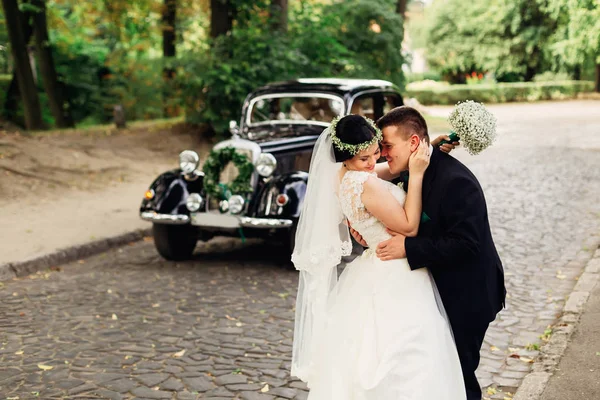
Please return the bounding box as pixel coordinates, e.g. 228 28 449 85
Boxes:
397 0 408 18
270 0 288 32
573 64 581 81
1 0 44 130
210 0 232 39
162 0 177 117
162 0 177 59
595 63 600 93
3 0 35 126
31 0 74 128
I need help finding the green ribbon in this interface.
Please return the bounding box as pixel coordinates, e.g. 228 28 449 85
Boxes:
436 131 460 146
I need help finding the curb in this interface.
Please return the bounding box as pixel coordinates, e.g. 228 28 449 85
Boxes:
0 228 152 282
513 236 600 400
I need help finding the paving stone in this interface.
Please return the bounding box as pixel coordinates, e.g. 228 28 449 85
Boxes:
131 386 173 399
265 387 298 398
160 377 185 391
100 377 138 393
239 392 275 400
135 373 170 387
215 373 248 385
181 376 215 391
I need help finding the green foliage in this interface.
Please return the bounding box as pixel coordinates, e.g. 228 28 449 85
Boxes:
322 0 405 86
178 0 405 135
202 146 255 200
425 0 558 82
543 0 600 71
2 0 407 130
407 81 594 105
533 71 572 82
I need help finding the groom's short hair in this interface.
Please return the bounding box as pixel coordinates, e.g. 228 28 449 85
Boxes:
377 106 429 141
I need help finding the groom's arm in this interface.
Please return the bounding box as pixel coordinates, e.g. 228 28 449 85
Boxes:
404 176 485 270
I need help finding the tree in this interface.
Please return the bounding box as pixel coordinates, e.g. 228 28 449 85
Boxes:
269 0 287 32
31 0 74 127
210 0 232 39
1 0 44 130
425 0 556 82
396 0 407 17
3 2 34 124
162 0 177 116
545 0 600 91
162 0 177 61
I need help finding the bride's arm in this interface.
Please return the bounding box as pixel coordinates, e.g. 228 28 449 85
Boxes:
362 140 430 237
361 173 424 237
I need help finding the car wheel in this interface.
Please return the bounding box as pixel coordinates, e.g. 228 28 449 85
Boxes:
152 223 197 261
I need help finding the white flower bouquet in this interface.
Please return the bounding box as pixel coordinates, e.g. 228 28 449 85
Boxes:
440 100 497 155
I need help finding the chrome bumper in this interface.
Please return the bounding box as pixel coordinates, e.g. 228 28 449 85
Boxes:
140 211 292 229
140 211 190 225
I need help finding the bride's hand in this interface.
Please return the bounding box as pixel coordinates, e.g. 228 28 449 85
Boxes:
408 139 431 176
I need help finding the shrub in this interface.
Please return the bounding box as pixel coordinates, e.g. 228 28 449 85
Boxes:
533 71 573 82
406 81 595 105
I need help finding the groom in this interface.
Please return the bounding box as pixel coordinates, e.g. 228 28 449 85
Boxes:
352 106 506 400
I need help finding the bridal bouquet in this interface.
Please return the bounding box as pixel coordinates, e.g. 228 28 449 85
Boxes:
441 100 497 155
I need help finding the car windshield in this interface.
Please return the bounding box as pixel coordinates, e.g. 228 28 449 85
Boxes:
248 95 344 125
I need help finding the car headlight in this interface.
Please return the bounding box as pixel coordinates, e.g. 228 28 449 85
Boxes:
179 150 200 174
186 193 203 212
255 153 277 177
228 195 245 214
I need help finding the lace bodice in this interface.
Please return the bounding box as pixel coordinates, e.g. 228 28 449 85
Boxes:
339 170 407 248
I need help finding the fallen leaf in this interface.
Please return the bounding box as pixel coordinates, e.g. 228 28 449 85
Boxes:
520 357 534 363
260 384 270 393
236 322 243 327
15 350 24 355
596 352 600 356
509 354 521 359
37 364 53 371
111 314 118 320
173 349 186 358
490 346 500 352
152 303 160 308
487 387 497 395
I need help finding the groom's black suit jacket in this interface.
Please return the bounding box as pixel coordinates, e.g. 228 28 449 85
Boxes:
399 148 506 327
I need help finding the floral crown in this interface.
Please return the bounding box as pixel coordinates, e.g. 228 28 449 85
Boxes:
329 115 383 155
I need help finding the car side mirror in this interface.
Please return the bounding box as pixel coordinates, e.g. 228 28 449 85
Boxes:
229 120 240 137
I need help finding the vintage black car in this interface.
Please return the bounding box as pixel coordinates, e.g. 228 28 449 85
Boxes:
140 78 404 260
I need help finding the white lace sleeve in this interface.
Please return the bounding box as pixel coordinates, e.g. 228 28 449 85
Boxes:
339 171 375 224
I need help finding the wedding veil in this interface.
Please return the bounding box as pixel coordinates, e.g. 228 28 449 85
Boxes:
290 126 351 383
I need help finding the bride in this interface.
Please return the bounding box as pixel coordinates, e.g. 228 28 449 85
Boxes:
291 115 466 399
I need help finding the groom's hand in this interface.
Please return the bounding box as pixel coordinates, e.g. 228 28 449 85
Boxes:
376 230 406 261
431 135 459 154
350 227 368 248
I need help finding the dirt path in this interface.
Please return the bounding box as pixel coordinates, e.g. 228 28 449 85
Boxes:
0 122 210 264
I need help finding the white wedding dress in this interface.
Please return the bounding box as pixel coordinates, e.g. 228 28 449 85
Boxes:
306 170 466 400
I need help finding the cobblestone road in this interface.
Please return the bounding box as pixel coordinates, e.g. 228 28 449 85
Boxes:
1 101 599 399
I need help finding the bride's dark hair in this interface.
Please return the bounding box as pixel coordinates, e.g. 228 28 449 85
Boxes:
332 115 379 162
